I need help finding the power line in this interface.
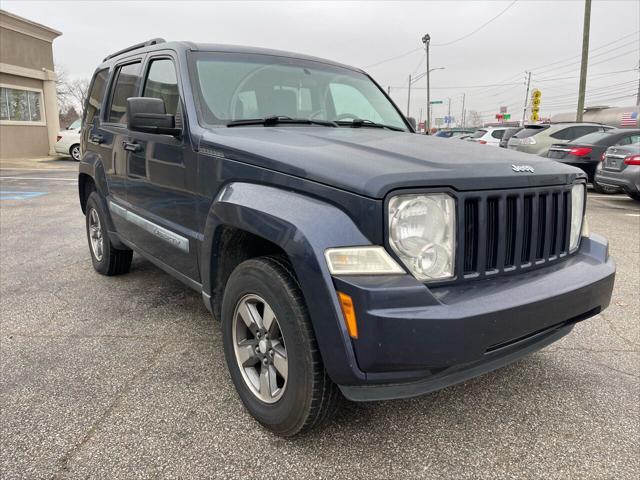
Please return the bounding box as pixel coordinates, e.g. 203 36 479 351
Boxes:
363 46 422 69
431 0 519 47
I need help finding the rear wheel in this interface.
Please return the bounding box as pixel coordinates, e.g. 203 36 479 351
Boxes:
85 192 132 275
221 256 339 436
628 192 640 202
70 144 81 161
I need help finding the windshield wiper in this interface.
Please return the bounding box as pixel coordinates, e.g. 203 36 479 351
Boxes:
335 119 405 132
227 116 338 127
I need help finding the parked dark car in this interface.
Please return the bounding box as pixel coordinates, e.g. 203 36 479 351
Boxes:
595 143 640 201
78 39 615 436
547 129 640 192
499 127 523 148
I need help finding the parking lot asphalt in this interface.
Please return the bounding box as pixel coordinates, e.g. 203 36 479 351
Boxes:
1 157 638 480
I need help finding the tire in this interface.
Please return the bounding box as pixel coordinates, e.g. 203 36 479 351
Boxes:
593 181 618 194
221 256 340 437
628 192 640 202
70 144 81 161
85 192 132 275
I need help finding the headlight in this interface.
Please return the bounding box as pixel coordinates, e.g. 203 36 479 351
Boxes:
569 183 586 252
388 193 456 281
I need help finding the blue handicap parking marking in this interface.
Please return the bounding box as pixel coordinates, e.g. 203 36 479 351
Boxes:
0 191 48 200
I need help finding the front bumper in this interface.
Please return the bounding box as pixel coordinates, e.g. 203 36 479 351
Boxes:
333 234 615 401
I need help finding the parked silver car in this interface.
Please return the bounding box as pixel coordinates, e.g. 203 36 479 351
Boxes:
595 143 640 201
507 123 614 156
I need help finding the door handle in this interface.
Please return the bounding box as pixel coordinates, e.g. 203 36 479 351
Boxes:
122 141 142 153
89 133 104 144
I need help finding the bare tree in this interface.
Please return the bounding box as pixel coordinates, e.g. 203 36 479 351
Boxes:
468 110 483 127
55 64 89 116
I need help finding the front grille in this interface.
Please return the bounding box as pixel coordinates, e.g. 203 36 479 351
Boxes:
456 185 573 281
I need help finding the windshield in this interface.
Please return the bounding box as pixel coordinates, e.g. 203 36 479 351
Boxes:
69 119 81 129
470 129 487 139
189 52 407 130
514 125 549 138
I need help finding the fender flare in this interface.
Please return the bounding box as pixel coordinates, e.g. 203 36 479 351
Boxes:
201 182 370 384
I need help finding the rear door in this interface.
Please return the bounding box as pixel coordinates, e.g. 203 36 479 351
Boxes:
122 53 200 280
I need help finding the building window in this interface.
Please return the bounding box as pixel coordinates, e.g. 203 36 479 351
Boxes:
0 86 44 124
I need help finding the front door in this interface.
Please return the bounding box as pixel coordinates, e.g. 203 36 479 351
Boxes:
123 55 200 281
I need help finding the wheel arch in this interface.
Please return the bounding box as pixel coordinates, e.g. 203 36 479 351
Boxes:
201 182 371 384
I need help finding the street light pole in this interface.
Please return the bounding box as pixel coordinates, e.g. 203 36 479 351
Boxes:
407 74 412 117
422 33 431 134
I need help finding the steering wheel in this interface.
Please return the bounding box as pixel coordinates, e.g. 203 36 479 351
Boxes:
335 113 360 121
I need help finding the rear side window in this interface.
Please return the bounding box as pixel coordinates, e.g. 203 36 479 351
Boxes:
143 59 179 115
571 125 600 139
491 129 505 139
108 62 141 124
471 129 487 139
84 68 109 125
550 127 574 140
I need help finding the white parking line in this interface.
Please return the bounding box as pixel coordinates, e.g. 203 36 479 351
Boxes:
0 176 75 181
624 213 640 217
588 195 631 200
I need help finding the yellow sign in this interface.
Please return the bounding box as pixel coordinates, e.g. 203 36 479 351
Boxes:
532 97 541 107
532 89 542 99
532 105 540 114
531 111 540 121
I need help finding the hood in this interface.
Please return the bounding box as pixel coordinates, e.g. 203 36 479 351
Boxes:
199 126 583 199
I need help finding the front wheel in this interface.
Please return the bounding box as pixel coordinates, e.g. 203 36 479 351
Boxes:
221 257 339 436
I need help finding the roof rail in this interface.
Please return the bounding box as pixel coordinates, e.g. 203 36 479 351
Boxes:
103 38 166 62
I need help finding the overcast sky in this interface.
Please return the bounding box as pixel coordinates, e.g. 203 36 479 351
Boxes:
4 0 639 123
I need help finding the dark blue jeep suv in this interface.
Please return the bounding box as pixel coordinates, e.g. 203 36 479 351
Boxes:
78 39 615 436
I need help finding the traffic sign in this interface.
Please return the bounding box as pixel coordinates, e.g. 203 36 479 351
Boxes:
504 113 511 120
430 100 443 105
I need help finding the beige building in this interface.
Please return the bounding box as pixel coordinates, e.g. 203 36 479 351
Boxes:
0 9 61 158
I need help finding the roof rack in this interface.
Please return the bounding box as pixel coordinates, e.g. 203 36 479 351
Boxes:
103 38 166 62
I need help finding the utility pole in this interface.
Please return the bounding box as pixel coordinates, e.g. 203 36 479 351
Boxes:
447 97 451 128
576 0 592 122
522 71 531 127
636 63 640 105
407 74 412 116
461 93 466 128
422 33 431 134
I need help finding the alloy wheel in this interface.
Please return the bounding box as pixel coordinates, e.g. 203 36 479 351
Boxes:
88 208 104 261
232 294 288 403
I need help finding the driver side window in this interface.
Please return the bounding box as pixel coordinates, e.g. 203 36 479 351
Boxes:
329 83 384 123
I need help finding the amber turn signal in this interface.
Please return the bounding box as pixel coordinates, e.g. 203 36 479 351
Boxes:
337 291 358 339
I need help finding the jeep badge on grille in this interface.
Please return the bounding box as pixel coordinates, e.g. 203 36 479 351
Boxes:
512 164 535 173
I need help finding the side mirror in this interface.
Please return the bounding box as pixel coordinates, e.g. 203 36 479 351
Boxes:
407 116 417 130
127 97 180 136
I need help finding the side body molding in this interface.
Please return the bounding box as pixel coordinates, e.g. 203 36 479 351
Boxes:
201 182 372 384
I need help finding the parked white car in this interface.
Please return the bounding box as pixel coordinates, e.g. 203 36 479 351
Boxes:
54 119 81 161
466 126 510 147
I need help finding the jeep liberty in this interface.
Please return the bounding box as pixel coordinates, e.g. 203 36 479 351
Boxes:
78 39 615 436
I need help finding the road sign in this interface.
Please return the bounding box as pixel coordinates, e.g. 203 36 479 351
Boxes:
435 117 444 126
430 100 443 105
500 106 508 113
504 113 511 120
